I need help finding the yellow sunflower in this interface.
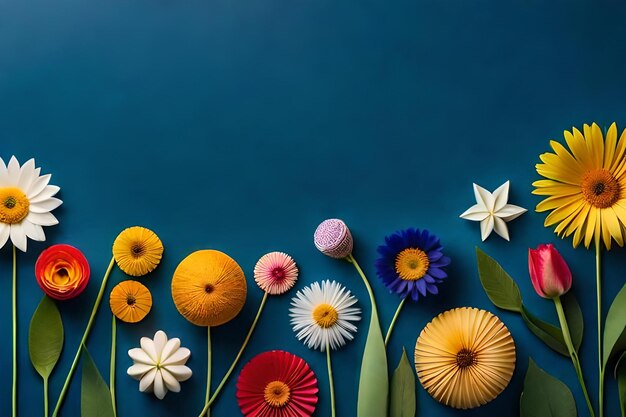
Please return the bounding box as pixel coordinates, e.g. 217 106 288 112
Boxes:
533 122 626 250
113 226 163 276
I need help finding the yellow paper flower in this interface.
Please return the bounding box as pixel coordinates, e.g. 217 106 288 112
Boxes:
171 250 247 327
109 280 152 323
533 123 626 250
113 226 163 276
414 307 515 410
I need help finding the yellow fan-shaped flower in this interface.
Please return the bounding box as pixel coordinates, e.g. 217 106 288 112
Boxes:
414 307 515 410
109 280 152 323
171 250 247 327
533 122 626 250
113 226 164 276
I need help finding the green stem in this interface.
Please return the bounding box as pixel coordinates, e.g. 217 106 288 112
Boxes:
44 377 49 417
197 293 268 417
12 245 17 417
110 316 117 417
199 326 212 417
346 254 379 313
384 297 406 347
554 296 596 417
327 341 336 417
596 243 604 417
52 256 116 417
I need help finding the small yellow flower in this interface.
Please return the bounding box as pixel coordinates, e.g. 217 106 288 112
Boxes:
113 226 163 276
109 280 152 323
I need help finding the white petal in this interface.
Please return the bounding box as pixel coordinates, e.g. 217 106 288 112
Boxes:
30 198 62 214
27 174 51 199
0 159 8 187
127 363 155 379
493 217 510 241
480 216 494 242
160 338 181 363
128 348 154 365
497 204 527 221
160 368 181 392
161 347 190 366
153 370 167 399
473 183 495 212
7 156 20 185
22 221 46 242
25 212 58 226
0 224 10 249
18 159 37 191
163 365 192 381
10 223 27 252
139 368 158 392
492 181 510 212
30 185 60 203
459 204 490 221
153 331 168 360
140 337 158 363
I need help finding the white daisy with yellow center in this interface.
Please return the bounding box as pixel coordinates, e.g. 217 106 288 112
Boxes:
289 280 361 351
0 156 62 252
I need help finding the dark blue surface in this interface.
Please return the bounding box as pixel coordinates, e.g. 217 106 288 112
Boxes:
1 0 626 416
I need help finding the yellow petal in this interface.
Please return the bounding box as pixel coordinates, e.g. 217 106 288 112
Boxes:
544 199 584 227
564 128 593 170
589 123 605 169
532 182 581 197
537 194 582 214
584 206 598 248
536 163 582 186
604 123 617 169
604 208 624 247
549 140 585 174
611 127 626 173
539 153 585 182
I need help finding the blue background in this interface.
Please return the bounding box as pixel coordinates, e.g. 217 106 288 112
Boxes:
1 0 626 415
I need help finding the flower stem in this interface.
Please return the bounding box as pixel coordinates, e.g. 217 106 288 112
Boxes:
44 377 49 417
346 254 379 313
199 326 212 417
197 292 268 417
554 296 595 417
52 256 116 417
12 244 17 417
326 341 336 417
596 243 604 417
385 297 406 347
110 315 117 417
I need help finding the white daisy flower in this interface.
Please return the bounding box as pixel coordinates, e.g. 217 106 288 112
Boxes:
289 280 361 352
127 330 193 400
0 156 62 252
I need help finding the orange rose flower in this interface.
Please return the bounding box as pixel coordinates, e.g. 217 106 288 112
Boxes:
35 244 90 301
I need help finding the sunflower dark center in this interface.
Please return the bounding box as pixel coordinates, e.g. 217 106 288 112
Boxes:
581 169 620 208
205 283 215 293
593 182 605 195
456 348 476 368
131 243 145 258
126 295 136 306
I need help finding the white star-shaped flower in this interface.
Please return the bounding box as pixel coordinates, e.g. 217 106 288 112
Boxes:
127 330 192 400
459 181 527 241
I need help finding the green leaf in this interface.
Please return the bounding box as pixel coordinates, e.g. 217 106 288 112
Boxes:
521 305 569 357
390 348 416 417
562 292 583 352
81 346 114 417
29 296 64 379
357 307 388 417
615 352 626 417
603 283 626 367
476 247 523 312
520 358 577 417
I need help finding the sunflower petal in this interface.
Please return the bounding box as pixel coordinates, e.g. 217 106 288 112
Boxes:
604 123 618 169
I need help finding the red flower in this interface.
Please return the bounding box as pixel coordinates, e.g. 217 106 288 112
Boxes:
35 244 90 300
237 350 318 417
528 243 572 299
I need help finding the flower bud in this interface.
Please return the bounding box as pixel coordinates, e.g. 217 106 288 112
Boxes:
528 244 572 299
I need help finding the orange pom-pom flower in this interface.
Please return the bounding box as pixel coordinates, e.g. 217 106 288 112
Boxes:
35 244 90 301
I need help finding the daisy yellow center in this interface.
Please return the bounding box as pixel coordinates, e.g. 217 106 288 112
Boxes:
0 187 30 224
263 380 291 408
312 303 339 328
456 348 476 368
395 248 430 281
581 169 620 209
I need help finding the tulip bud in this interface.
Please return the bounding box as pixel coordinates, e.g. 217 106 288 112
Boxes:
528 244 572 299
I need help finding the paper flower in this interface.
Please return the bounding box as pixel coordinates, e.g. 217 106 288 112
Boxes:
113 226 163 277
460 181 526 241
110 280 152 323
127 330 192 400
0 156 62 252
254 252 298 295
171 249 247 327
533 123 626 250
313 219 353 259
375 228 450 302
414 307 516 409
35 244 90 300
290 280 360 351
236 350 318 417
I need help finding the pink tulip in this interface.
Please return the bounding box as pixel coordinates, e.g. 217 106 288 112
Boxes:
528 244 572 299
